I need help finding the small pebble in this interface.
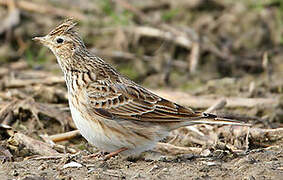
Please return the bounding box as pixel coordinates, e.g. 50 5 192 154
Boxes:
162 168 168 172
202 161 218 166
63 161 82 169
201 149 211 157
87 167 96 173
148 165 159 172
38 164 46 171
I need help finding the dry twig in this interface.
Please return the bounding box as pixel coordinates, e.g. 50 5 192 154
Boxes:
188 42 200 74
154 142 202 155
218 126 283 145
154 90 278 108
40 134 77 154
0 0 87 21
4 76 64 88
18 98 70 129
0 0 20 35
0 99 18 124
129 26 193 49
114 0 148 23
204 98 227 113
49 130 81 143
9 132 60 156
0 145 13 161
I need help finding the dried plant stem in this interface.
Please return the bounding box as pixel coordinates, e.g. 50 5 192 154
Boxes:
130 26 193 49
189 42 200 74
49 130 81 143
0 99 18 124
0 0 87 21
10 132 60 156
154 90 278 108
4 76 64 88
205 98 227 113
41 134 77 154
154 142 202 155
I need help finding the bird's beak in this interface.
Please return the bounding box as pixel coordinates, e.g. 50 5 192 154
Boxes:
32 36 48 45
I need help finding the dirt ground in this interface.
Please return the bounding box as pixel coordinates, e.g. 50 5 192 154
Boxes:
0 147 282 180
0 0 283 179
1 145 283 179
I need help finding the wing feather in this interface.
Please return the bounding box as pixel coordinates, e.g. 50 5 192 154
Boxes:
85 78 200 122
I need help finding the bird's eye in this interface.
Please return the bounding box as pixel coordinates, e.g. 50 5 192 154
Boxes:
56 38 64 44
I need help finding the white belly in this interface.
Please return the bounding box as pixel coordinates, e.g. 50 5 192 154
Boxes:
69 101 122 152
69 100 168 156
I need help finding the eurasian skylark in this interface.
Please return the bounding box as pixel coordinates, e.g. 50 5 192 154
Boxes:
33 19 247 160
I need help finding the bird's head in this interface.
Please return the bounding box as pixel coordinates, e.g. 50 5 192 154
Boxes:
33 19 86 65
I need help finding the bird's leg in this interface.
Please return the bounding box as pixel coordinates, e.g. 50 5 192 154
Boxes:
82 151 108 160
87 151 108 158
103 147 128 161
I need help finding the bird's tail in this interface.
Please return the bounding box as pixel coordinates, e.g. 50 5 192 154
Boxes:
186 112 251 126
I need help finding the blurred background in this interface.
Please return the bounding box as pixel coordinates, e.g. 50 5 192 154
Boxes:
1 0 282 121
1 0 283 87
1 0 283 90
0 0 283 179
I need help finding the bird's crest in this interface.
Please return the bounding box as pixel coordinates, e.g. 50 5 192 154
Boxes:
49 18 77 36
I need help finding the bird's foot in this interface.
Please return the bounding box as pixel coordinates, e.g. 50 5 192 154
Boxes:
82 147 128 161
82 151 108 159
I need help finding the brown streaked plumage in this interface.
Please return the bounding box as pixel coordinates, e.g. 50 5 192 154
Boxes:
33 19 249 159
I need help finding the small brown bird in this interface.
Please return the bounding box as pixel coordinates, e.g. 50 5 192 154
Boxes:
33 19 247 160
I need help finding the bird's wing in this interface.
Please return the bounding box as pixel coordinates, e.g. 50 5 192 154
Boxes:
85 79 202 122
